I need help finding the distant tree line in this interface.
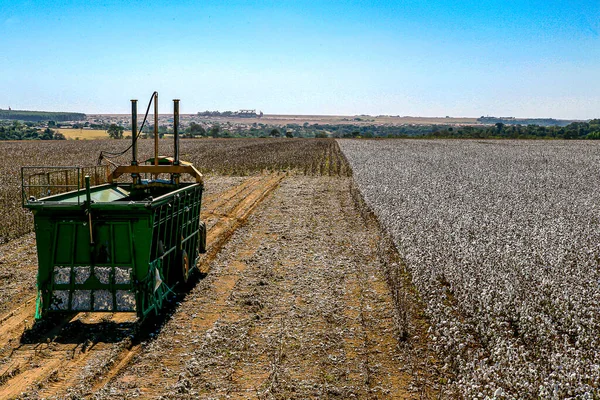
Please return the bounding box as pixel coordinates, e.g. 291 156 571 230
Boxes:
477 116 575 127
0 121 65 140
183 119 600 139
427 120 600 140
0 110 86 122
175 122 446 139
197 110 262 118
317 123 440 138
198 110 237 117
184 120 600 139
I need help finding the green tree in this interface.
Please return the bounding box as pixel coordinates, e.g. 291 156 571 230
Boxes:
210 124 220 138
270 128 280 137
107 124 124 139
186 122 206 137
41 128 55 140
53 131 66 140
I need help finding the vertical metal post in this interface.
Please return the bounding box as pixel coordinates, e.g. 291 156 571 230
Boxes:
173 99 180 166
131 99 138 184
131 100 138 165
154 92 159 166
85 175 92 205
85 175 94 246
173 99 180 185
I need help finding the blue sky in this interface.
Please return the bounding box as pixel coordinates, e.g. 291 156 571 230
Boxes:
1 0 598 118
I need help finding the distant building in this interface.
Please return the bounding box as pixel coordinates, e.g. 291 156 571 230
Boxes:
238 109 257 118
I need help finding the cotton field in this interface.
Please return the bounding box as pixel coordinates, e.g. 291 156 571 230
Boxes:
339 139 600 398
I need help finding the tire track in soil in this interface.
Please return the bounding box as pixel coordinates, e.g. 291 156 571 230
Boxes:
0 173 284 400
100 208 273 397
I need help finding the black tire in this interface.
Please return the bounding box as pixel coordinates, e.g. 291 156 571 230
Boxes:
181 249 190 284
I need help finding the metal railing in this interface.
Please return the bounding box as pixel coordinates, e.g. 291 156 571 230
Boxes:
21 165 110 205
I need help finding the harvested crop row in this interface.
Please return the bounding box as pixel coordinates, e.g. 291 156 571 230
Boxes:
339 139 600 398
93 176 434 398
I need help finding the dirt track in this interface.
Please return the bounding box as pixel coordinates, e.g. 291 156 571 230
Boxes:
0 174 437 399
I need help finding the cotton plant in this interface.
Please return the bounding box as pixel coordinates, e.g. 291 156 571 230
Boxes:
339 139 600 398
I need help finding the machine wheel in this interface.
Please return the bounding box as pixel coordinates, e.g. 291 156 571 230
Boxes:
198 221 207 254
181 249 190 284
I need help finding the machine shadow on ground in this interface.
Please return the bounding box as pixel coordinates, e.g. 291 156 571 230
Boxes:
19 270 208 346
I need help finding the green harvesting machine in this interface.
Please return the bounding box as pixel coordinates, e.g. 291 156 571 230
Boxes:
22 94 207 320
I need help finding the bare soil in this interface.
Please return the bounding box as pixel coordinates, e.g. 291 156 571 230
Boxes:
0 175 438 399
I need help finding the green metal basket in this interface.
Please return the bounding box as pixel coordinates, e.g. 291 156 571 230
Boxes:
23 167 206 319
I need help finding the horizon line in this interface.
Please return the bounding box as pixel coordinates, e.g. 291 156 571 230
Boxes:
0 108 590 121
